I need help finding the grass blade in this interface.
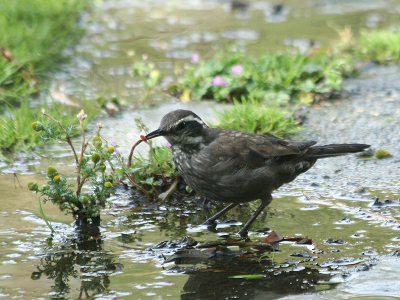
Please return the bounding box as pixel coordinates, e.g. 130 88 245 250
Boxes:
38 197 55 233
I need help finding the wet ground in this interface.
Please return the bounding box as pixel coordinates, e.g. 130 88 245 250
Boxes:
1 0 400 299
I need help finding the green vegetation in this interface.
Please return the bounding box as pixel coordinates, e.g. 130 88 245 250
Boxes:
374 148 391 159
131 48 354 141
0 0 90 106
29 111 184 229
127 118 180 196
358 29 400 63
28 110 116 228
128 145 179 195
130 26 400 145
172 50 352 104
336 26 400 64
133 49 354 105
214 98 300 138
0 0 94 155
132 48 350 140
0 100 101 158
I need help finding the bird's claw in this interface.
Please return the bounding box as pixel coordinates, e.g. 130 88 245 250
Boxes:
237 229 249 240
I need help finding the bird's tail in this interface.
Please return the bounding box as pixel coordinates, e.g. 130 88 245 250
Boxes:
308 144 370 159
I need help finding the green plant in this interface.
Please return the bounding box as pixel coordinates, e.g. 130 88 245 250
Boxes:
27 110 185 230
131 58 163 101
257 249 276 263
358 29 400 63
0 99 101 154
123 118 180 197
0 0 90 107
132 49 353 105
28 109 116 230
214 97 301 138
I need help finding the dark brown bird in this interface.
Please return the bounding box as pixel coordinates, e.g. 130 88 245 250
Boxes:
145 109 369 238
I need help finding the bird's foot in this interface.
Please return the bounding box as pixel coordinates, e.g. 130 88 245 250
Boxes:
236 228 249 240
206 224 218 233
201 219 218 233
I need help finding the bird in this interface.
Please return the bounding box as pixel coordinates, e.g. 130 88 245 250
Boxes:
145 109 370 238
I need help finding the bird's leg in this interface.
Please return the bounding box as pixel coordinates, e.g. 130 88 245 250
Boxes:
202 203 239 226
237 196 272 238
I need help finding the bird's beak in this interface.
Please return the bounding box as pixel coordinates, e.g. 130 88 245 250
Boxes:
145 128 165 140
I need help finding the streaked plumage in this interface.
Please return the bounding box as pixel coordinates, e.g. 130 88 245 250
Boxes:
146 109 369 237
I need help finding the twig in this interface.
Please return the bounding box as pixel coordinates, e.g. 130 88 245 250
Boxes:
41 110 62 126
76 176 88 196
158 179 179 201
66 136 79 166
127 139 144 167
76 110 87 185
125 173 151 196
86 127 102 146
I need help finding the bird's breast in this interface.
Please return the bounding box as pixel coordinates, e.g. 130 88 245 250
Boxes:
171 147 192 175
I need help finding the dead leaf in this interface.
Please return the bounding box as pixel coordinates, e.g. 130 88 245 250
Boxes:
261 230 284 244
50 81 81 107
0 46 14 61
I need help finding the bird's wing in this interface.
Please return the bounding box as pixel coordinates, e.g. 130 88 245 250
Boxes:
206 130 317 168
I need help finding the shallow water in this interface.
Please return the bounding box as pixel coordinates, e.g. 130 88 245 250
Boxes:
1 177 399 299
1 0 400 299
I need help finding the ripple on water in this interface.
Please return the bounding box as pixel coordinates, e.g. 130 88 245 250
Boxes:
335 217 355 225
320 257 364 267
300 205 320 211
2 260 17 265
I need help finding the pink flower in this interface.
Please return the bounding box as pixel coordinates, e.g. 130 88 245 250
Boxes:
165 142 172 148
111 141 120 154
232 65 242 75
191 53 199 63
213 75 228 86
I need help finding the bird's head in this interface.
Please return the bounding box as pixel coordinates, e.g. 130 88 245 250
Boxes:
145 110 209 148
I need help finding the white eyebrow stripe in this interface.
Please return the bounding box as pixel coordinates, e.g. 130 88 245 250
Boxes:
172 115 206 127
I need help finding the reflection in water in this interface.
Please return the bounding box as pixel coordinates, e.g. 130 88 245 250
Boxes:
31 223 121 299
181 262 334 300
147 238 335 300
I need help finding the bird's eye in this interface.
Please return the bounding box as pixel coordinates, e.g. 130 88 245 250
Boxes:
177 121 186 130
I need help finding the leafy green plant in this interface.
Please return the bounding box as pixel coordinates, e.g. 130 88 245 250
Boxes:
358 29 400 63
27 110 184 230
127 145 180 195
214 97 301 138
132 49 353 105
28 109 116 230
124 118 180 197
